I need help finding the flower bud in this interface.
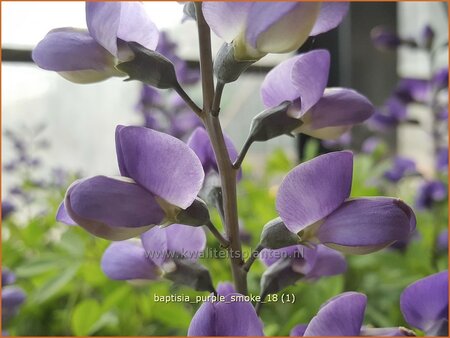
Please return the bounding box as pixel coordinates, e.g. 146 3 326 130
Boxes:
116 42 179 89
214 43 255 84
163 258 215 293
176 197 211 227
260 217 299 249
260 258 303 299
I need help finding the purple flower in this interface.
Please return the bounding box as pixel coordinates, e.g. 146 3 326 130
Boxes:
400 271 448 335
420 25 435 49
383 156 416 183
101 224 206 280
203 2 348 60
361 136 382 154
368 97 407 131
187 293 264 336
1 201 15 220
432 68 448 91
2 287 26 322
261 50 374 140
32 3 159 83
260 245 347 281
437 230 448 252
57 126 206 240
322 132 351 150
276 151 416 254
294 292 415 336
394 78 430 104
371 26 402 50
415 180 447 211
187 127 241 180
2 269 16 287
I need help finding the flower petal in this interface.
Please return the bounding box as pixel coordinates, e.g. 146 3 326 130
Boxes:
116 126 204 209
400 270 448 333
301 245 347 279
65 176 162 240
217 282 236 296
295 88 374 139
56 202 77 226
290 324 308 336
276 151 353 233
310 3 350 36
246 3 321 53
202 2 251 43
260 245 302 267
187 301 217 336
141 224 206 266
101 241 160 280
261 50 330 118
86 2 158 57
304 292 367 336
317 197 415 254
32 27 118 83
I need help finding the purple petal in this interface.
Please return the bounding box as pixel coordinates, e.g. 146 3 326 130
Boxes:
56 202 77 226
432 68 448 90
304 292 367 336
65 176 162 240
245 3 321 53
2 287 26 309
261 50 330 118
436 147 448 172
400 270 448 333
101 241 160 280
361 137 381 154
188 294 264 336
437 230 448 252
217 282 236 296
276 151 353 233
290 324 308 336
301 245 347 280
202 2 251 43
2 268 16 286
116 126 204 209
86 3 158 57
141 224 206 266
260 245 303 267
187 127 241 180
317 197 415 254
395 78 430 103
2 200 15 220
383 156 416 183
415 180 447 211
32 28 117 82
310 3 350 36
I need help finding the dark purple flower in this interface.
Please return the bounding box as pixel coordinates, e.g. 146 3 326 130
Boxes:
276 151 416 254
2 269 16 287
261 50 374 140
436 147 448 172
415 180 447 211
33 3 159 83
57 126 205 240
1 201 15 220
400 270 448 335
383 156 416 183
371 26 402 50
394 78 430 104
187 127 241 180
187 293 264 336
101 224 206 281
203 2 349 60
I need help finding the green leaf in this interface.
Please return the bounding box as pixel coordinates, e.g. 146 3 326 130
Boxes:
31 264 79 304
15 254 68 277
71 299 102 336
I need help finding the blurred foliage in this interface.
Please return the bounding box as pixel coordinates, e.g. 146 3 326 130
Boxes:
2 145 448 336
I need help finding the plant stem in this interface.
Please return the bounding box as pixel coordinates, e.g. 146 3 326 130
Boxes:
212 81 225 117
242 244 264 272
206 221 230 248
233 136 254 169
195 2 248 294
174 82 203 117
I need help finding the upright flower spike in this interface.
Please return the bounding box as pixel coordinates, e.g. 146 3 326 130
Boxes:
400 271 448 336
187 294 264 336
57 126 206 240
32 2 159 83
276 151 416 254
203 2 349 61
260 51 374 140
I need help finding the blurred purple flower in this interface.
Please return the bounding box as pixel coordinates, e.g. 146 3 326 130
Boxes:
276 151 416 254
2 269 16 287
101 224 206 281
1 201 15 220
57 126 205 240
400 270 448 336
203 2 349 60
394 78 430 104
371 26 402 50
432 68 448 90
420 25 435 49
2 287 26 322
322 132 351 150
437 230 448 253
361 136 381 154
33 3 159 83
261 50 374 140
383 156 416 183
368 97 407 131
415 180 447 211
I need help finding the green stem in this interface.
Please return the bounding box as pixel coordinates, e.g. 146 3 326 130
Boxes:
206 221 230 248
211 81 225 117
173 82 203 117
233 136 255 169
242 244 264 272
194 2 247 295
